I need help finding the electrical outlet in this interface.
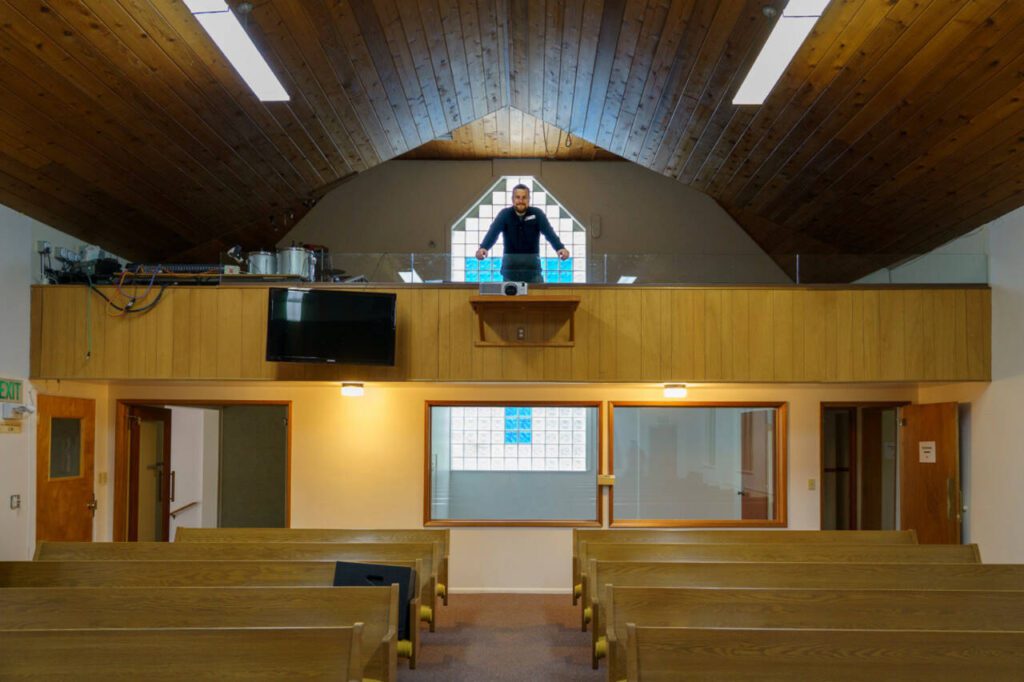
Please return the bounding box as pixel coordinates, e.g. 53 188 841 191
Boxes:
516 326 526 340
36 240 52 255
98 472 108 485
808 478 817 491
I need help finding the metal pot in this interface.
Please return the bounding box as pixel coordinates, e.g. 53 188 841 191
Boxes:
276 247 316 281
247 251 276 275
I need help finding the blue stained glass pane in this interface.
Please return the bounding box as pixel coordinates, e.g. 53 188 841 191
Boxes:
466 259 478 271
520 431 532 444
466 271 478 282
505 430 517 444
544 258 558 272
505 407 517 417
505 417 517 430
560 258 572 271
518 418 531 430
519 407 532 416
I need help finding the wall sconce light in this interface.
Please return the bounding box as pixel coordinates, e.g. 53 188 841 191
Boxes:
663 383 688 399
340 382 364 397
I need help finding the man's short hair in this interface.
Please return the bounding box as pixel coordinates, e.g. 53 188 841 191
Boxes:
512 183 530 193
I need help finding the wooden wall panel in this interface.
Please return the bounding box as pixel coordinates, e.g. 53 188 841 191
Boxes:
31 285 991 383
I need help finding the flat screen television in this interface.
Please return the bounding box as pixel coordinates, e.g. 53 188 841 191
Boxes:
266 288 397 365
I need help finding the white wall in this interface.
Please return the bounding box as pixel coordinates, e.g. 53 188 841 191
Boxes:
0 204 34 559
0 203 116 560
918 205 1024 562
168 407 203 534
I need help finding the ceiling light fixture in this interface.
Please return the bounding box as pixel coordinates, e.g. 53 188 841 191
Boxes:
663 384 688 399
733 0 831 106
340 382 364 397
183 0 290 102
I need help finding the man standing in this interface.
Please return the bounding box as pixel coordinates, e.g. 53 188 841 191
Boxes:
475 184 570 283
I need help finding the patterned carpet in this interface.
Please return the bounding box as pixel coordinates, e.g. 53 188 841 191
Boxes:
398 593 605 682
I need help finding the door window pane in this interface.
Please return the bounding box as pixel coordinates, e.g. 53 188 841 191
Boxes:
50 417 82 479
612 405 784 524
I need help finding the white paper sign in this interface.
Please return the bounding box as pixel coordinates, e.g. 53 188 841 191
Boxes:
919 441 936 464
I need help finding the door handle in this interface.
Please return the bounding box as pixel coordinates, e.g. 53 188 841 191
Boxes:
86 495 97 517
170 471 176 502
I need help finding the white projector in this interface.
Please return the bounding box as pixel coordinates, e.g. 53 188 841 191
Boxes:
479 281 528 296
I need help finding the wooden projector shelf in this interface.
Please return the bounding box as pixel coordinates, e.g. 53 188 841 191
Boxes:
469 295 580 347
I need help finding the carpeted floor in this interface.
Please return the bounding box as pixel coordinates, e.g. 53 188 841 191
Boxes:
397 593 606 681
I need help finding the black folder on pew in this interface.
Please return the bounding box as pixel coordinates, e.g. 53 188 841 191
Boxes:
333 561 416 641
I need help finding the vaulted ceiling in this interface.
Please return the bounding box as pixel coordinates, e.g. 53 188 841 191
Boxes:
1 1 1022 281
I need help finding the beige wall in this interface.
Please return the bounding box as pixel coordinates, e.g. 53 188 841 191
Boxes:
281 160 788 283
85 381 918 591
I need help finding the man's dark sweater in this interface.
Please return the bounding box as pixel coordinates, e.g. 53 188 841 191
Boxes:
479 207 566 255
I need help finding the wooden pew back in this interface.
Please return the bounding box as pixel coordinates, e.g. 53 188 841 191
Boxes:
626 626 1024 681
588 560 1024 657
175 527 451 605
578 541 979 631
0 625 364 681
0 585 396 682
571 529 916 603
0 559 423 671
34 540 439 627
607 586 1024 680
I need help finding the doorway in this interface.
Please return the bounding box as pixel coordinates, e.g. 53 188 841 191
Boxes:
820 403 902 531
114 400 291 541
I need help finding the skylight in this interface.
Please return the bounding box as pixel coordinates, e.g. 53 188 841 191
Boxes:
732 0 831 106
184 0 290 102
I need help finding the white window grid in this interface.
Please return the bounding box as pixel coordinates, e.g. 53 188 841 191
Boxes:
451 176 587 283
448 406 588 472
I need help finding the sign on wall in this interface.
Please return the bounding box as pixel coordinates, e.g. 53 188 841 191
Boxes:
0 378 22 404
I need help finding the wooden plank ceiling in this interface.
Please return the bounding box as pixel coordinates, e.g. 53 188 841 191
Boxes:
1 1 1021 281
398 107 620 160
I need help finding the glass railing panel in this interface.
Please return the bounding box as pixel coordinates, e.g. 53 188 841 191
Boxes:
280 252 989 285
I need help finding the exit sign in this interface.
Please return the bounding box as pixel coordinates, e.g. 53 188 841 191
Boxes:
0 379 23 404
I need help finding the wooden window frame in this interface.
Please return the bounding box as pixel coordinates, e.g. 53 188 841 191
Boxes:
423 400 603 527
608 401 788 528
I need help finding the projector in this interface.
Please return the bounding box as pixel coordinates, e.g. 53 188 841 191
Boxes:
479 281 529 296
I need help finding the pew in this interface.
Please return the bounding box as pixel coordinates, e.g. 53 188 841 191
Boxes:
34 540 441 631
1 558 423 669
624 625 1024 681
570 529 917 605
587 560 1024 668
175 527 451 606
577 540 980 630
607 586 1024 681
0 585 400 681
0 625 365 681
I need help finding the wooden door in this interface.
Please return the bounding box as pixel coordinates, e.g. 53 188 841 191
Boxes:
128 406 172 542
36 395 95 542
899 403 960 544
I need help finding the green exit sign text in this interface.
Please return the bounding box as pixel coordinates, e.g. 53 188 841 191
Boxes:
0 379 23 404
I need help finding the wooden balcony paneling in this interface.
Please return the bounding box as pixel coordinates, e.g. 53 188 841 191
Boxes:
31 285 991 383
